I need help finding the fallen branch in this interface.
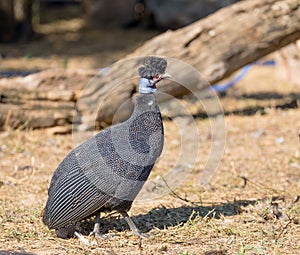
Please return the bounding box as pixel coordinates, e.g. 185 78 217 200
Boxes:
0 0 299 130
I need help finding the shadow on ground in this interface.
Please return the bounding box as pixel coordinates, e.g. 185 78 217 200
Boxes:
189 92 299 119
235 92 300 100
81 199 257 235
0 252 36 255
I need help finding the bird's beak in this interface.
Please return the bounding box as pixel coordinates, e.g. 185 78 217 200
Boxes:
160 73 171 80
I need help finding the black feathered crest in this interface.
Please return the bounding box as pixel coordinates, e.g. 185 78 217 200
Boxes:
138 56 167 79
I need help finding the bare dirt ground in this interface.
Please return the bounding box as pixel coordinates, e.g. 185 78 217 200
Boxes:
1 15 300 255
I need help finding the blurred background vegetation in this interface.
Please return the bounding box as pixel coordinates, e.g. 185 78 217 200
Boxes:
0 0 242 43
0 0 298 85
0 0 241 71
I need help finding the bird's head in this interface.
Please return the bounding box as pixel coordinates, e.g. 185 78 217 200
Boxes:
138 73 171 94
138 57 171 94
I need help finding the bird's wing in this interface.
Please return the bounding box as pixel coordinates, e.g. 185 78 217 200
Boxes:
44 112 162 229
44 129 121 229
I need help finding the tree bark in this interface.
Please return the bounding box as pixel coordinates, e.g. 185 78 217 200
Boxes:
0 0 300 131
0 69 96 132
133 0 300 83
77 0 300 129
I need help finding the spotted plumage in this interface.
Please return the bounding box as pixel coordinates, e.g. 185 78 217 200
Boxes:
42 56 169 239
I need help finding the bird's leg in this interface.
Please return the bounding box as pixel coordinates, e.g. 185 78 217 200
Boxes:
121 212 150 238
89 213 110 240
89 213 101 238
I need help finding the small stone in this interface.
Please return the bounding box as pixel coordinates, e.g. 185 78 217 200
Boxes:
208 30 216 37
276 137 284 144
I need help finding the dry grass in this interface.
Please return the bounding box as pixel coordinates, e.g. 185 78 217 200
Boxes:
1 13 300 255
1 67 300 254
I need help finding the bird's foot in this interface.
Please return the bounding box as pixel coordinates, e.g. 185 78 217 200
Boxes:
89 230 110 240
121 212 152 239
75 231 97 246
130 229 153 239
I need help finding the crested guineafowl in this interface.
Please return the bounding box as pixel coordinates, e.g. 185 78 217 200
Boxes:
42 56 170 239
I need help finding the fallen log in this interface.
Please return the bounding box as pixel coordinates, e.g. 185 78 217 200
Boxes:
77 0 300 129
0 0 299 131
0 69 96 131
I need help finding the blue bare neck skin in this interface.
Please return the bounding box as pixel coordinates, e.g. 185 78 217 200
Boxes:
139 78 157 94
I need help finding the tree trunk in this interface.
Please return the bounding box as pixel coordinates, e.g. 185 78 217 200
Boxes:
0 0 300 131
0 69 96 132
14 0 33 41
0 0 34 42
77 0 300 129
0 0 15 42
